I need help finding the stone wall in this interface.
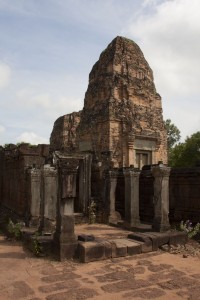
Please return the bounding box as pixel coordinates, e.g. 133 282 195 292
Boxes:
139 167 200 223
169 168 200 223
50 111 81 153
0 144 49 222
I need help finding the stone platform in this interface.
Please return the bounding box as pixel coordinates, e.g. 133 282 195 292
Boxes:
76 224 187 262
22 224 187 263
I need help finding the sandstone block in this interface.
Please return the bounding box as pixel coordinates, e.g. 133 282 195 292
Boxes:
127 233 153 252
169 231 188 246
110 239 128 257
78 241 105 263
144 232 170 251
78 234 95 242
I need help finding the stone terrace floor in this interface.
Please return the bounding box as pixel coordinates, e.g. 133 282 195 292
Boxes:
0 229 200 300
75 223 134 239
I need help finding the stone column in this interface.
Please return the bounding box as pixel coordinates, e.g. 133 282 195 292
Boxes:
127 134 134 167
152 164 171 232
123 168 140 228
27 168 41 228
40 165 57 232
78 154 92 214
105 169 121 224
54 157 79 261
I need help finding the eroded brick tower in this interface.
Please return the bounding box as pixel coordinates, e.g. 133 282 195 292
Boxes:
50 36 167 169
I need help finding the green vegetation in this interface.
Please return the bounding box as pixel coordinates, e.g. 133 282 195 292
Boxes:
169 132 200 167
33 232 42 256
164 119 181 149
88 200 96 224
179 220 200 239
7 219 23 239
165 119 200 167
3 142 33 148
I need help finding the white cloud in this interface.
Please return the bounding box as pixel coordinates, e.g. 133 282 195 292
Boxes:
142 0 161 7
0 125 6 146
15 132 49 145
124 0 200 140
126 0 200 97
1 0 199 145
0 62 11 89
16 86 83 119
0 125 5 134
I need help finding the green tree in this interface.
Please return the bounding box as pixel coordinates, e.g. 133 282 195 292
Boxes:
168 142 185 167
169 131 200 167
164 119 181 149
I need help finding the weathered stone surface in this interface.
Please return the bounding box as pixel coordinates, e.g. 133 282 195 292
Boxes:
78 241 105 263
50 111 81 152
152 165 171 232
0 143 49 221
169 168 200 223
111 239 128 257
78 234 95 242
128 232 152 245
116 238 142 255
140 167 200 224
133 240 153 253
144 232 170 251
100 240 113 259
169 231 188 246
50 36 167 168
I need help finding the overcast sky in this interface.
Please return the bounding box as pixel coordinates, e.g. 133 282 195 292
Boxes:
0 0 199 145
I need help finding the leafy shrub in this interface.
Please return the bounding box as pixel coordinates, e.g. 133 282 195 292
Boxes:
179 220 200 238
33 232 42 256
88 201 96 224
7 219 23 239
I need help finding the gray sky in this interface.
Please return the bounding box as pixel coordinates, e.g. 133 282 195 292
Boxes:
0 0 199 145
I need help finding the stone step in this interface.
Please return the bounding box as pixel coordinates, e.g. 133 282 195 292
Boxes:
21 227 188 262
77 231 188 263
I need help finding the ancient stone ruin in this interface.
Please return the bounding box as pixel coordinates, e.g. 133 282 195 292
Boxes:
50 36 167 168
49 36 169 231
0 36 199 261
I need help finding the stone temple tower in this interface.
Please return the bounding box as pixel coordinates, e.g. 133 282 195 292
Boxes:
50 36 167 169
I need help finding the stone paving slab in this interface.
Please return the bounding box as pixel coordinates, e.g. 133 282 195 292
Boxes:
0 234 200 300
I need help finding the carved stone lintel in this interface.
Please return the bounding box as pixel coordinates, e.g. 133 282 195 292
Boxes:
106 168 119 180
58 158 79 175
123 168 140 178
152 165 171 178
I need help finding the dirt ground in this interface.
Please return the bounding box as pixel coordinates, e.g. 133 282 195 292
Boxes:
0 229 200 300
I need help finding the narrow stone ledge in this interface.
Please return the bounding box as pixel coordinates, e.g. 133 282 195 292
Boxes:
144 232 170 251
169 231 188 246
127 233 153 253
78 234 95 242
122 239 142 255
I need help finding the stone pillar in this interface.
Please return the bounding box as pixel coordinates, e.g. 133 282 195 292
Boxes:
127 135 134 167
27 168 41 228
78 154 92 214
54 158 79 261
40 165 57 232
123 168 140 228
152 164 171 232
105 169 121 224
